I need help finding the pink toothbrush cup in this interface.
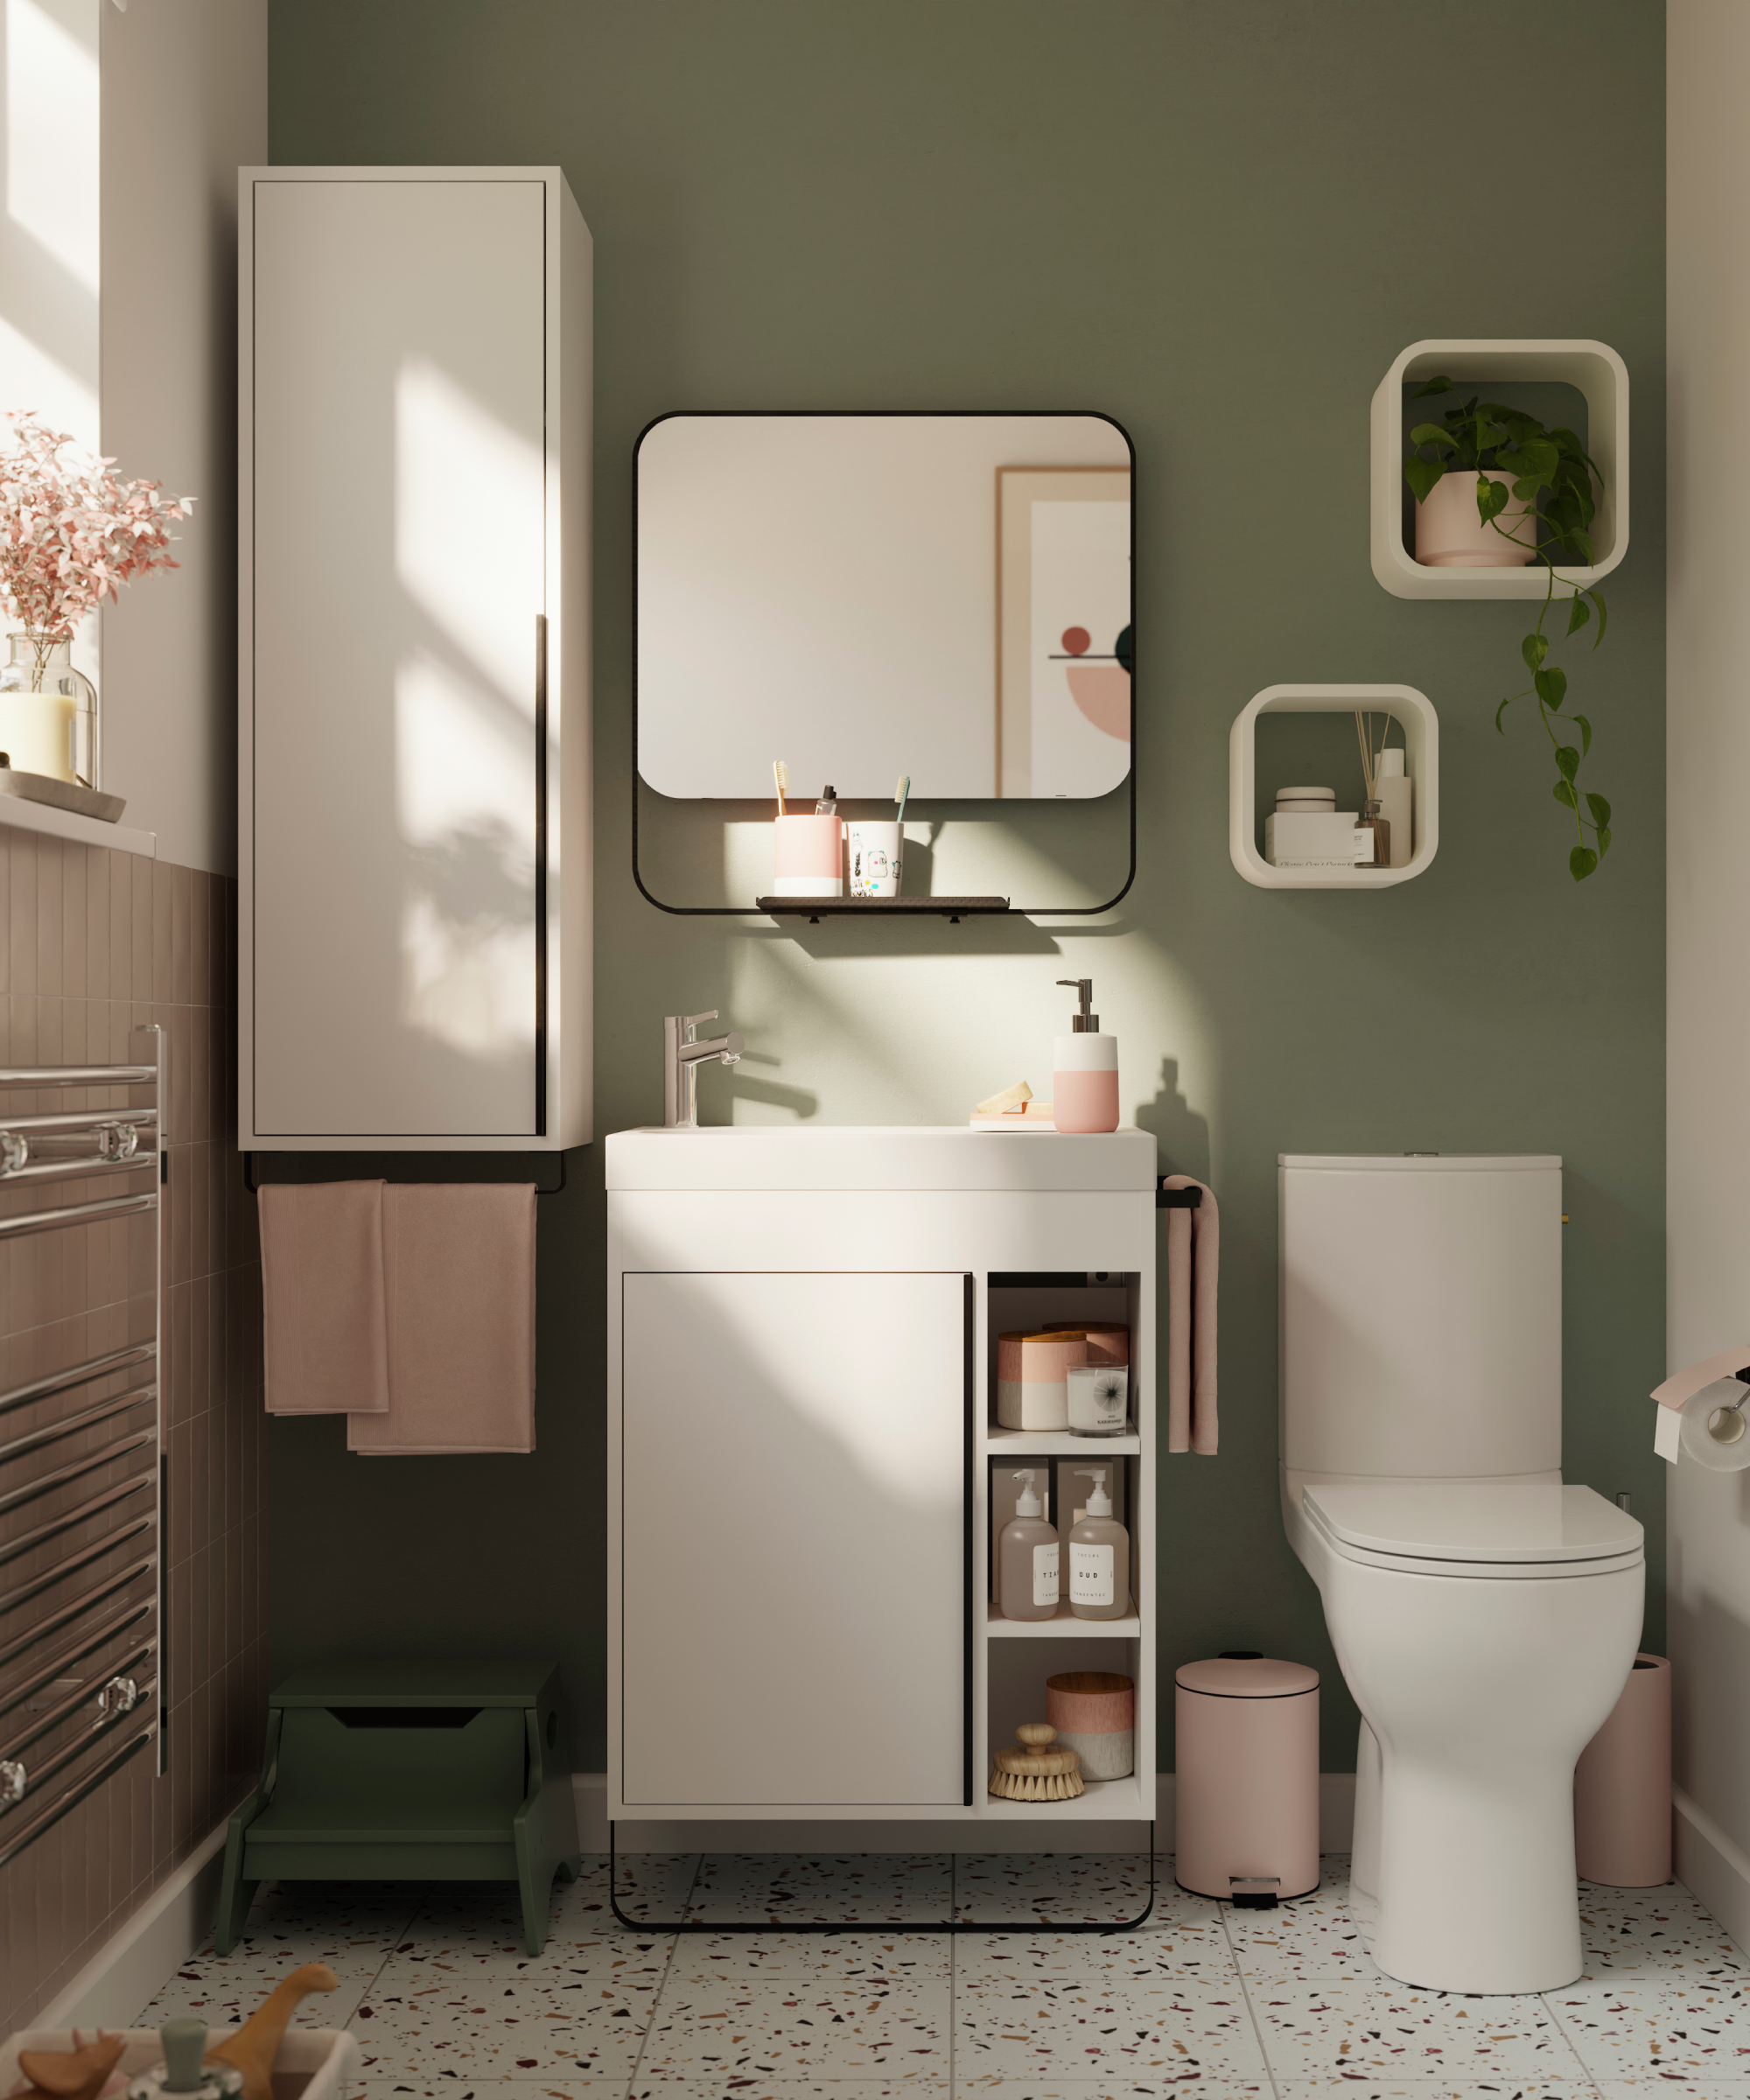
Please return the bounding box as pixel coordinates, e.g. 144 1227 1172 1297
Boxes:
772 814 844 897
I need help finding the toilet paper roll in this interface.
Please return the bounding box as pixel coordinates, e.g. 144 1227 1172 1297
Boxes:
1680 1376 1750 1471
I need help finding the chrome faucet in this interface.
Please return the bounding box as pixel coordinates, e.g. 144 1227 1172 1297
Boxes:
663 1011 744 1128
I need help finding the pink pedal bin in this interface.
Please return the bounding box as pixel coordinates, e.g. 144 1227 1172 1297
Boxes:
1575 1651 1672 1887
1175 1653 1320 1906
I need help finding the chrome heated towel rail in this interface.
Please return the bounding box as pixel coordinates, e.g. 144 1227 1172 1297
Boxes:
0 1031 166 1867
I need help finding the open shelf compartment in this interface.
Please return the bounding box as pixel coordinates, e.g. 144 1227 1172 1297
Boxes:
1230 682 1438 891
1369 337 1629 601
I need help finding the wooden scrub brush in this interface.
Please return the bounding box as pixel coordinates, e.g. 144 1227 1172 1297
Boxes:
989 1721 1084 1802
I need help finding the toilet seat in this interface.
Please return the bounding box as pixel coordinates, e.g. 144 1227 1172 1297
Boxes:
1304 1481 1642 1579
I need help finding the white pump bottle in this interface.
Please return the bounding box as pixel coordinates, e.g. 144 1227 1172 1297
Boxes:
1068 1465 1130 1620
998 1469 1060 1621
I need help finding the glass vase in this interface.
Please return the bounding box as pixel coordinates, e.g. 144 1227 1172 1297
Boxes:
0 633 96 785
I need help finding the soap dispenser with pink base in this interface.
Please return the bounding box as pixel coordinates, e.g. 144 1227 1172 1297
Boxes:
1054 977 1119 1133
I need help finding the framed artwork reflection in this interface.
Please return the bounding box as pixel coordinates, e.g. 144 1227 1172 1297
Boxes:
997 466 1132 800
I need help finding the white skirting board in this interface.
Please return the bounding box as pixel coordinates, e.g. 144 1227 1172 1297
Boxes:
575 1774 1358 1856
33 1820 229 2029
1676 1786 1750 1955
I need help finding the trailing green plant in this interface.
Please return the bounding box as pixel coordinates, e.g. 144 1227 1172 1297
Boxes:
1404 377 1612 882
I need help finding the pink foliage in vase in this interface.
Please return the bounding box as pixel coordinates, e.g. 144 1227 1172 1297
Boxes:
0 410 192 682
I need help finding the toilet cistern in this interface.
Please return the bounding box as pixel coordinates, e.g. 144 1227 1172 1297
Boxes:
663 1012 744 1128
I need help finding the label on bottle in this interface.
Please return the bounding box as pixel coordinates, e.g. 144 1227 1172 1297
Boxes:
1032 1542 1060 1608
1071 1542 1115 1606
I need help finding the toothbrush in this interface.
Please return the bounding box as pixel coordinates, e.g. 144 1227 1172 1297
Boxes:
895 773 910 825
774 759 788 817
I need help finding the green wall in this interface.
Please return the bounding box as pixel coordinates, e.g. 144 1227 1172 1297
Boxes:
266 0 1667 1774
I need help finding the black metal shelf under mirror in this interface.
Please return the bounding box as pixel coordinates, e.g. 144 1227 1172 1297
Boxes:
631 410 1136 920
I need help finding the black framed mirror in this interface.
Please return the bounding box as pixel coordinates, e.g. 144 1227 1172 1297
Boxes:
632 410 1136 919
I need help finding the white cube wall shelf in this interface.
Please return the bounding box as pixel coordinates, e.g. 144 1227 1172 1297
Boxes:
1370 339 1629 600
1231 683 1438 891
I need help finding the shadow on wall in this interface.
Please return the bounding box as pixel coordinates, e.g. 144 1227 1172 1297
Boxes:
1135 1055 1211 1183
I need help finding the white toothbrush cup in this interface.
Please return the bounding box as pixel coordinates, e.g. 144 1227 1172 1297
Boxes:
848 820 903 898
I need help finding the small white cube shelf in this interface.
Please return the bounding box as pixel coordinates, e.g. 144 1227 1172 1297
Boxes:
1371 339 1629 600
1231 682 1438 890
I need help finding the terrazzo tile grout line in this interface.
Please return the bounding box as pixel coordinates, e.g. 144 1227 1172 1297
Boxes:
622 1851 700 2096
1216 1889 1289 2097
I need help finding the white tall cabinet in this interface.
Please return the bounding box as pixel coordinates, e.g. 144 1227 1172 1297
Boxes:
238 168 591 1149
607 1126 1158 1826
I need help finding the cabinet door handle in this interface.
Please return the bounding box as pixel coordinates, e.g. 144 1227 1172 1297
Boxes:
535 612 549 1139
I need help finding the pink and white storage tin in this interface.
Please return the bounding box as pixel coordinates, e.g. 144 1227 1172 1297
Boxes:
1046 1669 1135 1780
997 1326 1129 1432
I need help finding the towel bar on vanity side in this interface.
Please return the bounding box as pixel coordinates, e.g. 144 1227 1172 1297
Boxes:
242 1151 570 1197
0 1037 168 1864
1157 1181 1201 1208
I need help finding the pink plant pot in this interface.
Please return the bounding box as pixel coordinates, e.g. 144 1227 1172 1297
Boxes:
1414 465 1536 568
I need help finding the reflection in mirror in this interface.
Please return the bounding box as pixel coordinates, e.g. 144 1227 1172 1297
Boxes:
637 414 1131 802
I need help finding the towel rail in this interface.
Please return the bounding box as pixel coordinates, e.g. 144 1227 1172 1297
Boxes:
0 1381 157 1471
0 1510 156 1621
0 1036 167 1845
0 1341 157 1425
0 1108 158 1136
0 1189 157 1242
0 1065 155 1088
0 1425 156 1523
0 1722 154 1871
0 1549 157 1673
0 1634 155 1771
0 1148 158 1190
0 1596 155 1728
0 1678 157 1835
0 1472 154 1575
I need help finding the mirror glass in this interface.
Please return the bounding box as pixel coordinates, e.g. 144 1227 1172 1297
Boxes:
637 414 1132 801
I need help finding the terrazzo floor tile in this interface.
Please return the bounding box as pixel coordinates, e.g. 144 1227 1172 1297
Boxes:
953 1919 1238 1987
954 1852 1158 1925
349 1973 660 2079
634 1977 950 2081
134 1885 424 2026
626 2083 944 2098
685 1854 952 1925
1545 1981 1750 2078
1271 2085 1601 2100
367 1931 675 1995
356 2086 613 2098
953 2084 1270 2098
662 1930 950 1984
1249 1982 1586 2082
1223 1899 1382 1985
1578 1886 1750 1984
555 1855 702 1933
954 1973 1266 2081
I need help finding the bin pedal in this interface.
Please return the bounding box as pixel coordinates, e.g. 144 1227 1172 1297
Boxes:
1229 1876 1280 1909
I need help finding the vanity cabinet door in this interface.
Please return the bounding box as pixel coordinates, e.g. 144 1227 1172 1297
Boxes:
620 1270 969 1809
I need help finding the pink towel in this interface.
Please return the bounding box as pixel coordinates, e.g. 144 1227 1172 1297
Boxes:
260 1181 389 1415
348 1184 537 1454
1163 1174 1219 1456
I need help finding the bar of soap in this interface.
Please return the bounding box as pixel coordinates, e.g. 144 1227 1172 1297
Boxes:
975 1078 1033 1116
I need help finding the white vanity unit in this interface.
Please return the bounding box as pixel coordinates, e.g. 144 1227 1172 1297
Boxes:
606 1125 1157 1827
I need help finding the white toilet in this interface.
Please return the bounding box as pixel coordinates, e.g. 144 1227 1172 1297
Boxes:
1279 1153 1644 1996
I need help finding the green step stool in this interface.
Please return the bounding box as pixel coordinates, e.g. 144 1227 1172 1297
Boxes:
215 1660 580 1955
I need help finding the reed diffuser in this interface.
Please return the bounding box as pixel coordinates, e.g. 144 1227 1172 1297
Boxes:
1353 710 1394 870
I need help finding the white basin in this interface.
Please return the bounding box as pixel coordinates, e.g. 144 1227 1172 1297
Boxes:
606 1124 1157 1193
